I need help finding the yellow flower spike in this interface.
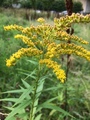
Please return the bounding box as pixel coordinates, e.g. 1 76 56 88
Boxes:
46 42 90 61
54 31 88 44
4 24 24 31
37 18 45 23
6 47 43 67
54 13 90 31
22 26 36 36
40 59 66 83
14 34 35 47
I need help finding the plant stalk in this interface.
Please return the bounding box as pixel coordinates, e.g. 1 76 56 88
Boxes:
64 0 73 119
29 65 44 120
29 66 41 120
29 78 39 120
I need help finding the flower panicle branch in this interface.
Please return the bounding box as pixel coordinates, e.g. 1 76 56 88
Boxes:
4 24 24 31
6 47 43 67
46 43 90 61
54 13 90 31
14 34 35 47
39 59 66 83
54 31 88 44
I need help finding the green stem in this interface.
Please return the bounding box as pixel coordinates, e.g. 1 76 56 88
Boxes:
64 54 70 120
65 54 70 112
29 65 44 120
29 77 39 120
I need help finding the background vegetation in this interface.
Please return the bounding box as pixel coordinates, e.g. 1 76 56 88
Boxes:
0 0 83 13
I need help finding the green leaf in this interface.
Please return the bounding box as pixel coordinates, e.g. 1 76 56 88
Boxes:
44 86 60 91
13 87 32 107
35 114 42 120
36 97 58 113
4 106 14 111
36 79 45 98
3 89 25 94
16 112 28 120
20 69 37 80
27 59 38 65
73 111 84 119
49 109 56 116
43 84 64 92
0 98 18 103
31 98 39 119
21 79 32 89
5 99 31 120
38 103 73 118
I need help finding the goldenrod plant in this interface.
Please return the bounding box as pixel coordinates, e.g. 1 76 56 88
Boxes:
3 14 90 120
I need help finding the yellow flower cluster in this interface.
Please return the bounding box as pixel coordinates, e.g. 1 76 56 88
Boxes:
46 43 90 61
21 24 55 49
55 31 88 44
22 25 36 37
14 34 35 47
40 59 66 83
54 13 90 31
4 13 90 83
6 48 43 67
4 24 24 31
37 17 45 23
